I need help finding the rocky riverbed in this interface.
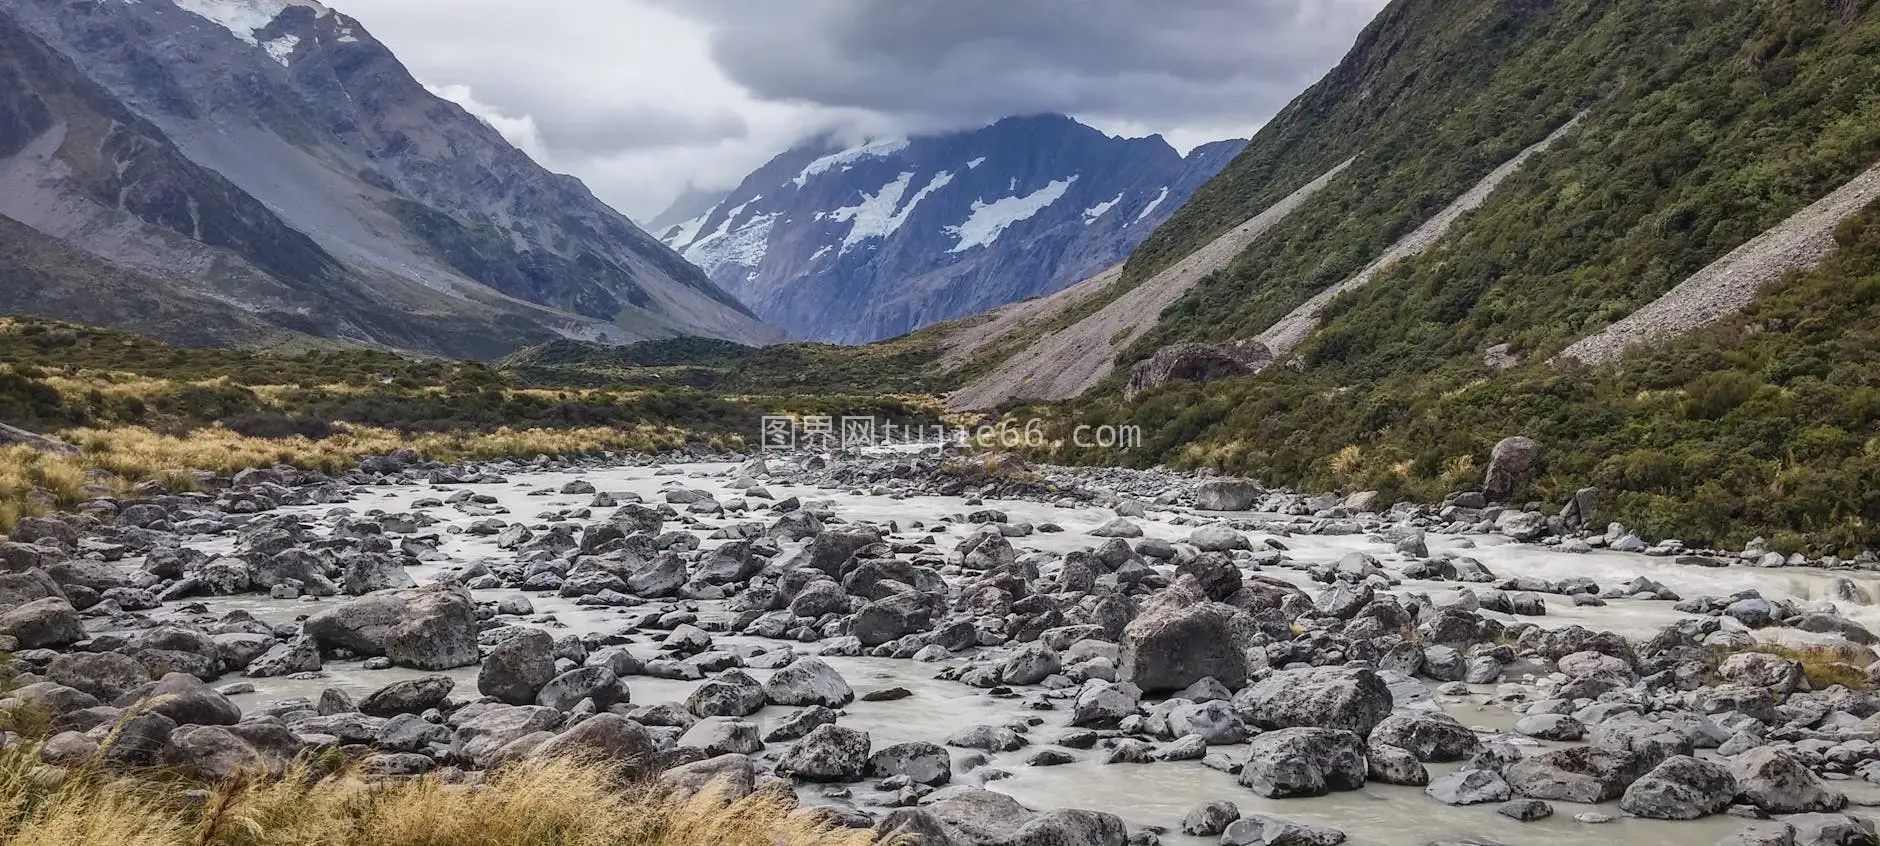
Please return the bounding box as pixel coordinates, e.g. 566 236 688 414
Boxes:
3 447 1880 846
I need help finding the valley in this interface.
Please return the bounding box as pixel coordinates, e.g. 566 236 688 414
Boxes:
3 0 1880 844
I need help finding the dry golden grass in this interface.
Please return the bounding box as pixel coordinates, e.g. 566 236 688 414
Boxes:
0 424 702 530
1746 642 1876 691
0 747 877 846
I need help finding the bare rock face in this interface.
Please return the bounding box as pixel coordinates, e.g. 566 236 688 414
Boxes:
1483 437 1542 503
1125 340 1273 399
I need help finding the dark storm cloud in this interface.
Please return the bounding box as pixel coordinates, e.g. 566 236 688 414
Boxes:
657 0 1385 127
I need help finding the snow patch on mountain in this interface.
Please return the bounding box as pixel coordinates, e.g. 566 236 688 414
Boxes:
261 34 298 66
830 170 956 253
947 176 1079 253
684 211 777 277
793 138 909 188
662 212 712 251
1134 186 1170 223
172 0 327 46
1084 193 1123 224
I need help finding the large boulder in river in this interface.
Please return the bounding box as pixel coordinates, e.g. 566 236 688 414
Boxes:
1620 755 1737 820
1235 667 1393 736
1367 714 1480 762
852 591 937 646
1194 479 1263 512
1505 745 1655 803
776 724 870 782
304 584 479 670
1119 588 1247 693
763 657 854 707
1238 728 1368 798
1730 747 1848 814
1482 437 1541 503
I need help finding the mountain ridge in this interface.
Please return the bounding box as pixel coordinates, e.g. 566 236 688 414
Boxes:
658 114 1246 343
0 0 782 356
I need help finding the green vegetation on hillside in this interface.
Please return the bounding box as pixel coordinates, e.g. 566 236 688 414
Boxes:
1035 200 1880 554
1126 0 1880 369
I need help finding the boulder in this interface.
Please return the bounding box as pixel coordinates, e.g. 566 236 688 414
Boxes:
1195 480 1264 512
1504 746 1653 804
1236 667 1393 736
1620 755 1737 820
1237 728 1368 798
776 724 870 782
0 598 83 648
686 670 767 718
1367 714 1480 763
763 657 854 707
1220 815 1347 846
1482 437 1541 503
359 676 455 717
1730 747 1848 814
478 629 558 706
1119 589 1247 692
303 584 479 670
867 741 952 786
532 714 656 779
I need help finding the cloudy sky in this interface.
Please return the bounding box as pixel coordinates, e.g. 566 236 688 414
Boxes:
343 0 1389 223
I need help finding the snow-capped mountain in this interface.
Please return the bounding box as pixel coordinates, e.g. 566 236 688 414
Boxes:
0 0 780 356
658 115 1247 344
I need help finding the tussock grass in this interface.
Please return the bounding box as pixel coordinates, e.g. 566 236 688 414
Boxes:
1747 642 1876 692
0 424 697 530
0 746 876 846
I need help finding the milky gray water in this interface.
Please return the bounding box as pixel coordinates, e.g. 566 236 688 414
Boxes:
174 461 1880 844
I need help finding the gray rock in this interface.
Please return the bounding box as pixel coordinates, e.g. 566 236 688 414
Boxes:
867 741 952 786
1236 667 1393 736
533 713 656 778
303 584 479 670
478 628 557 706
1195 480 1263 512
0 598 83 648
1366 744 1430 786
1119 589 1247 693
1000 643 1063 687
1238 728 1368 798
1483 437 1541 503
536 666 627 712
687 670 767 718
1220 815 1347 846
1505 746 1653 804
1181 801 1241 837
777 724 871 782
1426 768 1512 806
359 676 455 717
1072 680 1142 729
676 717 763 756
1621 755 1737 820
1730 747 1848 814
659 753 756 801
1367 714 1480 763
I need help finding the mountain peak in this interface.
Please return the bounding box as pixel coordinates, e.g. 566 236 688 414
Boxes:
658 116 1245 343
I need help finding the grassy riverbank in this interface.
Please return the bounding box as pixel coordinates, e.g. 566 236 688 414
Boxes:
0 746 872 846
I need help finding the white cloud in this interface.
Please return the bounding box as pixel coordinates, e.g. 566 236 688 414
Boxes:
339 0 1386 221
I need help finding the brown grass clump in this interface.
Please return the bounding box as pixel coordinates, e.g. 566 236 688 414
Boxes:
0 745 877 846
1745 642 1875 691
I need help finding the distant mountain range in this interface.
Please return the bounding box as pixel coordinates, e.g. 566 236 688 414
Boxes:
656 115 1246 343
0 0 780 357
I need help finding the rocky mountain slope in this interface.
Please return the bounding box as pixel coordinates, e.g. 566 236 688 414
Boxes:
657 115 1245 343
0 0 780 357
944 0 1880 551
